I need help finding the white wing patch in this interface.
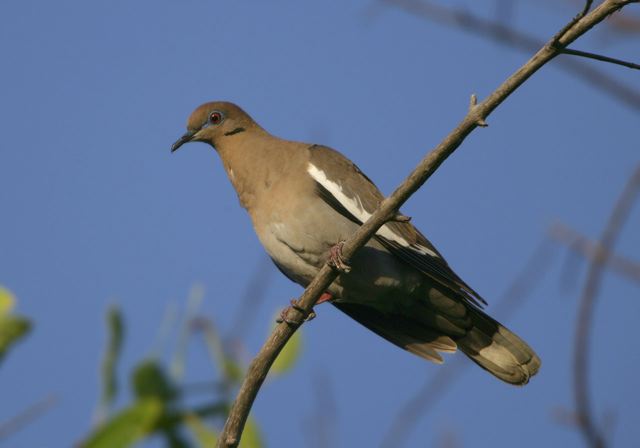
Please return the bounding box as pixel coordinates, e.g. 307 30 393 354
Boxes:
307 162 439 258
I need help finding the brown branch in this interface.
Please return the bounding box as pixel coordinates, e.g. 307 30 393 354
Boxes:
560 0 640 34
380 239 557 448
382 0 640 111
549 222 640 282
560 47 640 69
217 2 637 446
573 165 640 448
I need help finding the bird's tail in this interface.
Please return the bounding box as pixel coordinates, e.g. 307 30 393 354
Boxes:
456 307 540 385
333 301 540 386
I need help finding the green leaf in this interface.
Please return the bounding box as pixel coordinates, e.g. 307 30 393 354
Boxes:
222 358 245 383
0 315 32 365
81 398 163 448
240 416 263 448
270 321 302 376
99 305 124 417
131 359 177 403
0 286 15 318
185 413 218 447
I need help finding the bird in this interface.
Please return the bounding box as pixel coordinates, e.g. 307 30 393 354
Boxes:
171 101 541 385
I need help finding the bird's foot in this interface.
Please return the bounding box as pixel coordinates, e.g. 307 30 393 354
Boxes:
328 241 351 273
277 299 316 325
276 293 334 325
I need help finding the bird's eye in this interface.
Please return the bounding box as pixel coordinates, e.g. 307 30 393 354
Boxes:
209 111 224 125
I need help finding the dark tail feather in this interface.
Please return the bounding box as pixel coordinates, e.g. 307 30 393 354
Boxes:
456 307 540 385
332 302 456 364
333 302 540 386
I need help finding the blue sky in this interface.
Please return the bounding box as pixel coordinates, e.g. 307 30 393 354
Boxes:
1 1 639 447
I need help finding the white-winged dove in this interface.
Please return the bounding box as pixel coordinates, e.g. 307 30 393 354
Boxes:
172 101 540 385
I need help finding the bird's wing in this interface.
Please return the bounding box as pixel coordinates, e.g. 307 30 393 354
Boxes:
307 145 486 308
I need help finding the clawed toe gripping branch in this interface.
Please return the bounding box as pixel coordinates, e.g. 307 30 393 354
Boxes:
217 2 639 446
277 292 335 326
328 241 352 273
276 299 315 325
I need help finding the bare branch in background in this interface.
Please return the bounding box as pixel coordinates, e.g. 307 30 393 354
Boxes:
217 2 638 446
0 395 57 441
436 427 461 448
572 165 640 448
607 10 640 32
304 370 338 448
550 222 640 282
226 256 274 344
381 239 557 448
381 0 640 110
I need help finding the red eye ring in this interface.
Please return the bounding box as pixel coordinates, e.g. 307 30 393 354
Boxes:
209 111 223 125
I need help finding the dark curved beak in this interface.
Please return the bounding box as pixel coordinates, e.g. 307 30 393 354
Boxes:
171 130 196 153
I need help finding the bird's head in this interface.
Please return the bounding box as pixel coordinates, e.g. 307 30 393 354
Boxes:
171 101 257 152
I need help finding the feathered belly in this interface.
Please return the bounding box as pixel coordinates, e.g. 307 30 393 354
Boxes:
259 219 423 306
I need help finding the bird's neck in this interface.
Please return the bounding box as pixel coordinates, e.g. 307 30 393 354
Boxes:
215 131 296 211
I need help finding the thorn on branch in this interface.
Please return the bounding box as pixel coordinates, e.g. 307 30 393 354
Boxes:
469 94 488 127
391 213 412 222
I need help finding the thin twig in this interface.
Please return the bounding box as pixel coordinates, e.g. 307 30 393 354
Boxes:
573 165 640 448
0 394 57 440
382 0 640 110
550 0 595 46
561 47 640 69
217 2 636 446
549 222 640 282
380 239 557 448
538 0 640 34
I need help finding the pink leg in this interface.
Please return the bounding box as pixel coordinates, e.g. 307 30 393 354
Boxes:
316 292 334 305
